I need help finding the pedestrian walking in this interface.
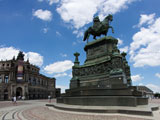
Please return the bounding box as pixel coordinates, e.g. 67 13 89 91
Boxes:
13 96 17 105
48 95 51 103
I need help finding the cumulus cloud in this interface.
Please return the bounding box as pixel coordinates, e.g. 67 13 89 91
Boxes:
57 0 137 29
119 46 128 53
60 53 67 57
138 83 144 86
56 31 61 36
43 27 49 33
24 52 43 67
138 13 155 27
0 46 19 60
54 73 67 78
98 0 137 20
117 38 123 46
0 46 43 67
44 60 74 74
48 0 59 5
146 84 160 93
72 42 77 46
33 9 52 21
56 85 69 93
130 13 160 67
155 73 160 79
73 30 84 38
131 74 144 82
68 72 72 78
37 0 59 5
37 0 43 2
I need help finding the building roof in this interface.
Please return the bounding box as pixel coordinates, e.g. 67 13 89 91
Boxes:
137 86 153 93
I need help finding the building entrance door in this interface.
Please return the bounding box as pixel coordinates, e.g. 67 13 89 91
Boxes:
16 87 22 97
4 89 8 100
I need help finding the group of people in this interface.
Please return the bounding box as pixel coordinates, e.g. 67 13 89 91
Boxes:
11 96 26 105
11 95 52 104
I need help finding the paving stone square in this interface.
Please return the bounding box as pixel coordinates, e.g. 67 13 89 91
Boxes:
0 99 159 120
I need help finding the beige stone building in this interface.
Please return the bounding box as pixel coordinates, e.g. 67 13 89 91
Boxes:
137 86 154 99
0 51 56 100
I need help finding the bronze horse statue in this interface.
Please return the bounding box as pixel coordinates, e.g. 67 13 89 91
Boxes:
83 14 114 41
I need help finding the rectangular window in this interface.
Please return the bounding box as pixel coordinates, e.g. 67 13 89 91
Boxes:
0 76 2 83
28 77 31 84
5 76 8 83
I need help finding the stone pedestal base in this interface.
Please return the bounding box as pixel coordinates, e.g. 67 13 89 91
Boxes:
57 96 148 107
46 102 159 117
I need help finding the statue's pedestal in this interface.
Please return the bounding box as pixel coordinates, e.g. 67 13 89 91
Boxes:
46 102 158 116
57 96 148 107
57 37 148 107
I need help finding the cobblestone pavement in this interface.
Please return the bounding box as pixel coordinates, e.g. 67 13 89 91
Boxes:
0 99 159 120
0 101 29 108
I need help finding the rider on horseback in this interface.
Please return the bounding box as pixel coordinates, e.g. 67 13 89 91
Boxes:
83 14 114 42
92 16 102 33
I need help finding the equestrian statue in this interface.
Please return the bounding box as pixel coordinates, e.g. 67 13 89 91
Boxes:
83 14 114 42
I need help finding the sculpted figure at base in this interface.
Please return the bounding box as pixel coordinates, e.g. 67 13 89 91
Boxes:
83 14 114 41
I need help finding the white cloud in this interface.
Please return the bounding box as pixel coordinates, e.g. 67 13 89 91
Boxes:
60 53 67 57
0 46 19 60
33 9 52 21
54 73 67 78
38 0 59 5
117 38 123 46
155 73 160 79
44 60 74 74
138 13 155 27
56 31 61 36
68 72 72 78
43 27 49 33
56 85 69 93
48 0 59 5
37 0 44 2
119 46 128 53
57 0 137 29
138 83 144 86
130 13 160 67
73 29 84 38
146 84 160 93
24 52 43 67
72 42 77 46
0 46 43 67
98 0 137 20
131 74 144 82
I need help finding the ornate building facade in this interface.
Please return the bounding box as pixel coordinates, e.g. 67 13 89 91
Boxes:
0 51 56 100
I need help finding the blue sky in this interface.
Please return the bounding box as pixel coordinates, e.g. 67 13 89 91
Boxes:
0 0 160 93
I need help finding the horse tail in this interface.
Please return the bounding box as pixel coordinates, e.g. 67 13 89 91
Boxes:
83 30 89 41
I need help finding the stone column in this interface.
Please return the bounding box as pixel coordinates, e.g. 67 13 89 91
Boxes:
2 74 5 83
22 86 25 97
74 52 80 66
